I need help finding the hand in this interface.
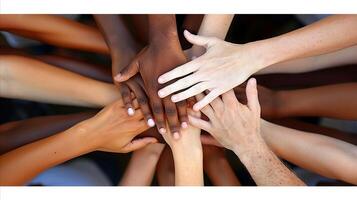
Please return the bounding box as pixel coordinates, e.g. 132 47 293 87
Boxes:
158 30 265 111
115 37 188 138
188 78 261 153
161 109 202 152
234 83 279 119
79 99 157 153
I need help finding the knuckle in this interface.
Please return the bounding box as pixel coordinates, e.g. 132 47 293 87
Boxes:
137 97 148 105
152 104 163 114
165 107 177 116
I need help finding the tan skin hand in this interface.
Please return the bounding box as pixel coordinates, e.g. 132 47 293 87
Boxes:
82 100 157 153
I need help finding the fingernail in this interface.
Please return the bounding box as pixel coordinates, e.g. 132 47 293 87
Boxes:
159 128 166 134
173 132 180 140
158 77 164 84
171 95 177 102
181 122 188 128
193 104 200 111
158 90 164 98
127 108 134 116
114 73 122 81
147 119 155 127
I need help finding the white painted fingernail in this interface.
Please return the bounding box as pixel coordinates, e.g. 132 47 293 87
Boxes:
173 132 180 140
171 95 177 102
147 119 155 127
127 108 134 116
181 122 188 128
158 90 164 97
158 77 164 84
159 128 166 134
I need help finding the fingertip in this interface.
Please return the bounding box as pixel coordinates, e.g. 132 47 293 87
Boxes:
181 122 188 128
173 132 180 140
158 76 165 84
159 128 166 134
127 108 135 116
158 90 165 98
147 118 155 127
114 73 122 82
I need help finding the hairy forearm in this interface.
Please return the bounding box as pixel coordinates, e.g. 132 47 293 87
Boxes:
0 112 95 155
261 120 357 184
0 14 108 54
0 124 93 185
234 133 305 186
258 45 357 74
254 15 357 71
0 55 119 107
276 83 357 120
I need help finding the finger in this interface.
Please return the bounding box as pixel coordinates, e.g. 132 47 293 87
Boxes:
158 74 201 99
114 59 139 82
119 84 135 116
193 89 221 111
246 78 260 113
163 97 181 140
209 95 224 114
150 94 166 135
127 82 155 127
176 100 188 129
170 82 208 103
222 89 241 106
184 30 214 48
195 93 215 119
122 137 158 153
158 61 199 84
188 114 211 132
200 134 222 147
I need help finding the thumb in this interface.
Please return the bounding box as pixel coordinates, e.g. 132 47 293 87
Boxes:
121 137 158 153
114 59 139 82
184 30 214 48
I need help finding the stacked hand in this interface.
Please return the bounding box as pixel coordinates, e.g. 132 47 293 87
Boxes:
115 35 188 139
158 30 267 111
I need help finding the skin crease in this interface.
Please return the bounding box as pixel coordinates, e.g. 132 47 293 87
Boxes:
189 78 305 186
260 120 357 185
0 14 108 54
0 100 156 186
161 109 203 186
94 15 155 127
119 143 165 186
234 83 357 120
115 15 188 138
158 15 357 111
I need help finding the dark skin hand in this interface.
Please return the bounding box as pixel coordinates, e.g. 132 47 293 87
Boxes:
115 15 188 138
94 15 155 127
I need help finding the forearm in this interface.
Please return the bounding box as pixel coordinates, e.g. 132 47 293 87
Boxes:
0 112 95 155
0 123 94 185
172 146 203 186
253 15 357 71
148 15 179 42
276 83 357 120
261 120 357 184
191 14 234 57
0 55 120 107
0 14 108 54
204 156 241 186
119 144 164 186
233 134 305 186
258 45 357 74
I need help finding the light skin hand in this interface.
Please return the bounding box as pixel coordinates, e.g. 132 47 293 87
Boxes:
157 30 264 111
189 78 305 185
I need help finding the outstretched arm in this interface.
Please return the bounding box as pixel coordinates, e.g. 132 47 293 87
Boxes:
0 112 95 155
0 55 119 107
0 100 155 186
0 14 108 54
119 143 165 186
258 45 357 74
158 15 357 110
260 120 357 185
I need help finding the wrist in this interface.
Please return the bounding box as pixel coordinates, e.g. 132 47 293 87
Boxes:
65 121 99 153
232 131 265 159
